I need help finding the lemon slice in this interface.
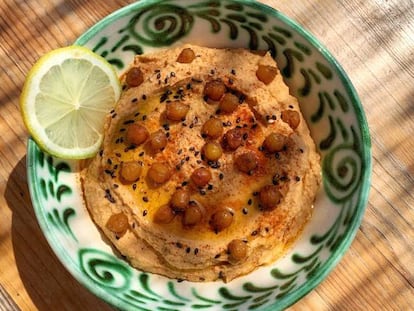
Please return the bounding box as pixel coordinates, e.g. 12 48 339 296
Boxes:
20 45 121 159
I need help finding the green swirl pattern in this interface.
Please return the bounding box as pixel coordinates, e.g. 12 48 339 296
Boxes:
26 1 370 310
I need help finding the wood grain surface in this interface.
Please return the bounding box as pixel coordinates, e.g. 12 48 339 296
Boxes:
0 0 413 310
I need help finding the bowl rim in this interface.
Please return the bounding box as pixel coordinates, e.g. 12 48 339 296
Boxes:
28 0 372 310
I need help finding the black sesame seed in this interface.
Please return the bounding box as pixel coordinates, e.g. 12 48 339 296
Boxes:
142 196 149 202
219 173 224 180
142 94 147 100
242 208 248 215
132 183 137 190
139 151 145 157
231 69 236 75
295 176 301 181
275 152 280 159
181 181 188 187
243 133 248 140
248 198 252 205
131 98 138 103
214 254 221 259
143 209 148 216
251 230 258 236
107 158 112 165
186 247 191 253
194 248 199 255
176 242 182 248
142 115 147 121
207 184 213 190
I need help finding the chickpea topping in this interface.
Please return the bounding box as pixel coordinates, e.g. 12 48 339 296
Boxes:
119 161 142 184
177 48 196 63
204 80 226 101
256 65 277 85
148 130 167 153
153 204 175 224
235 151 258 173
182 201 203 226
228 239 248 263
203 141 223 161
210 208 233 232
126 124 149 146
106 212 129 235
191 167 212 187
126 67 144 87
263 132 286 153
223 128 243 150
281 110 301 130
219 93 239 113
259 185 282 211
201 117 223 139
166 101 189 121
147 163 171 185
170 189 190 212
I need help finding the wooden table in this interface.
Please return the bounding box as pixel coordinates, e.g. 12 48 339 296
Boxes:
1 0 413 310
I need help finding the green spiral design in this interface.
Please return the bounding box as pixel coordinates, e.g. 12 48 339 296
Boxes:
126 4 194 46
323 143 362 203
79 248 132 291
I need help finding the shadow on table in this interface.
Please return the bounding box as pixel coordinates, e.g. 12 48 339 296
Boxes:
5 156 115 311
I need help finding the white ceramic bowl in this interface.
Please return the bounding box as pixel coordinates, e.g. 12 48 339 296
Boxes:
27 1 372 310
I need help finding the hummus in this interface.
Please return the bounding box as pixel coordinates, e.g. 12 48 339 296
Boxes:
81 44 321 282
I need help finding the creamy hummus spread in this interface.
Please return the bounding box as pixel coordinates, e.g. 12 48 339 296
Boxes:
81 44 321 282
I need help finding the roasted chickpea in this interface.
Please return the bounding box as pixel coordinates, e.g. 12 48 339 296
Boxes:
204 80 226 101
106 212 129 235
235 151 258 173
228 239 248 263
223 128 243 150
219 93 239 113
177 48 196 63
191 167 212 187
170 189 190 212
126 67 144 87
126 124 149 146
259 185 282 211
182 202 203 226
263 132 286 153
119 161 142 183
166 101 190 121
153 204 175 224
201 118 223 139
148 130 167 153
203 142 223 161
281 109 300 130
256 65 277 85
147 163 171 185
210 208 233 232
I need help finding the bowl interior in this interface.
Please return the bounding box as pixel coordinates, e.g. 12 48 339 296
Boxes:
27 1 371 310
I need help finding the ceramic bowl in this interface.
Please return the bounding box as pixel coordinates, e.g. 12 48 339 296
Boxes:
26 0 372 310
